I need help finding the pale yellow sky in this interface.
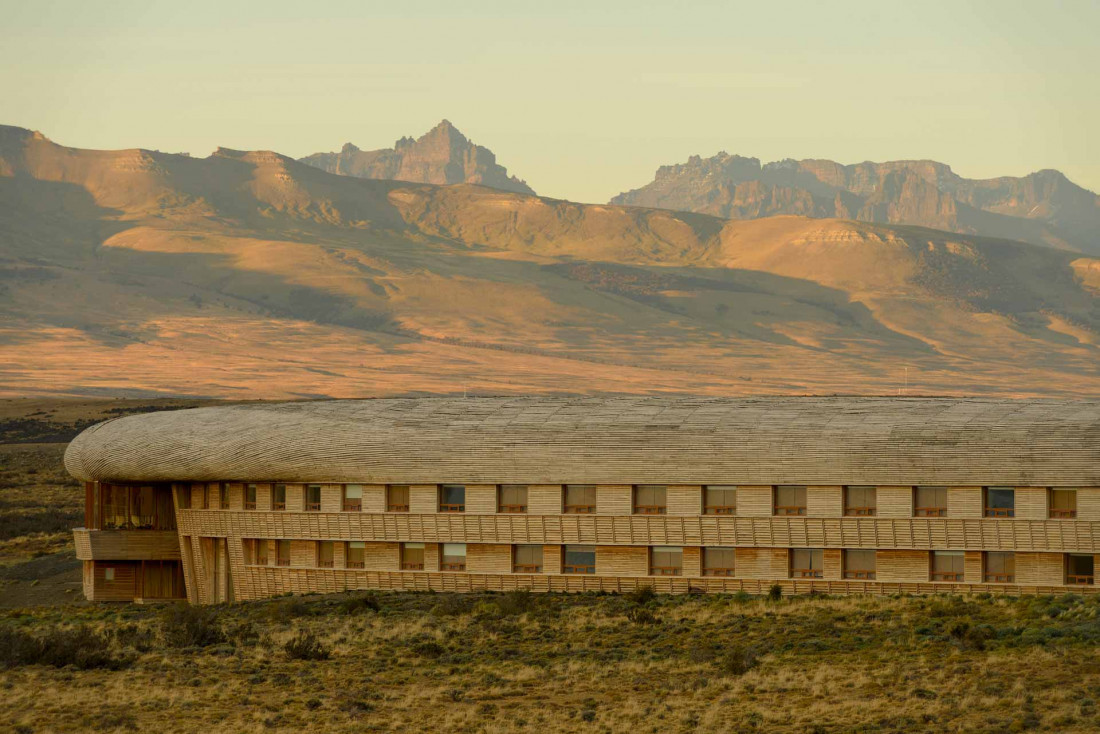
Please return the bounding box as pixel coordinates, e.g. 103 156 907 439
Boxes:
2 0 1097 203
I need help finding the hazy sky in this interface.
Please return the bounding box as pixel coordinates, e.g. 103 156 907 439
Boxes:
3 1 1097 203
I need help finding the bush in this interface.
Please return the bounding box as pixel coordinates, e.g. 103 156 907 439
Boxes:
410 640 446 658
285 630 331 661
0 625 130 670
338 593 380 615
263 597 313 623
625 586 657 606
717 644 761 676
160 604 225 647
767 584 783 602
625 606 659 625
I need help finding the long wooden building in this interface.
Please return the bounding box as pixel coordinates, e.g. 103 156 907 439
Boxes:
65 396 1100 603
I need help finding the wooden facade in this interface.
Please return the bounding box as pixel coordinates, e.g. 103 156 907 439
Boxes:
66 397 1100 603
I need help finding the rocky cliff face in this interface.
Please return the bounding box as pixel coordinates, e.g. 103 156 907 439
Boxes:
300 120 534 195
612 153 1100 255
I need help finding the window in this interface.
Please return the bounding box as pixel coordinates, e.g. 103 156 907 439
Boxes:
317 541 334 568
441 543 466 571
634 485 667 515
1066 554 1094 585
178 484 191 510
305 484 322 512
272 483 286 511
844 486 876 517
244 483 257 510
387 485 409 512
252 539 268 566
202 483 212 510
984 487 1015 518
134 486 155 528
775 486 807 516
790 548 823 578
843 549 876 579
346 541 365 569
930 550 964 581
650 546 682 576
104 567 115 581
914 486 947 517
984 551 1014 583
498 485 528 513
276 540 291 567
218 483 229 510
562 545 596 574
563 485 596 513
703 485 737 515
513 544 543 573
439 485 465 512
401 542 425 570
343 484 363 512
1050 489 1077 519
703 547 736 576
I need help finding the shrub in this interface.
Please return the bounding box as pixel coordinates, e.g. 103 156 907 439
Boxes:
284 630 331 661
625 606 659 625
263 597 313 623
625 585 657 606
767 584 783 602
338 593 380 615
429 595 473 617
0 625 130 670
496 589 538 616
717 644 762 676
111 623 155 653
160 604 225 647
410 640 446 658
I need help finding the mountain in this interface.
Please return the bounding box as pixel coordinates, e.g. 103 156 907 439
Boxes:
299 120 534 195
1 125 1098 399
611 153 1100 256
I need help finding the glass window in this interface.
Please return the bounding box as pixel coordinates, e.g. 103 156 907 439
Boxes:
984 487 1015 518
305 484 322 512
441 543 466 571
133 486 155 528
346 541 365 569
276 540 291 567
844 486 876 516
1067 554 1094 585
790 548 823 578
843 549 876 579
703 486 737 515
343 484 363 512
563 544 596 574
775 486 807 516
439 485 466 512
272 483 287 511
931 550 964 581
498 485 528 513
563 485 596 513
177 484 191 510
387 485 409 512
984 551 1014 583
650 546 682 576
244 484 257 510
218 483 229 510
253 539 268 565
703 547 736 576
513 544 543 573
1050 489 1077 519
634 485 667 515
401 542 425 570
914 486 947 517
317 541 334 568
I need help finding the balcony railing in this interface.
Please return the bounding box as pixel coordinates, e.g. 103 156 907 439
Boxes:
1050 509 1077 519
1066 575 1094 585
915 507 946 517
775 506 806 516
305 502 321 512
702 568 735 577
634 505 666 515
513 564 542 573
439 504 465 513
343 500 362 512
843 570 876 580
346 560 365 569
563 564 595 574
564 505 595 514
387 504 409 512
844 507 876 517
650 566 681 576
276 559 290 567
984 573 1014 583
272 501 286 511
244 501 257 510
703 506 736 515
984 507 1015 518
440 562 466 571
498 504 527 513
318 560 334 568
401 562 424 570
930 571 963 581
792 569 822 578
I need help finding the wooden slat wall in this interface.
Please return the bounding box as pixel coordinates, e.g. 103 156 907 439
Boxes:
468 544 512 573
683 546 702 577
72 529 181 561
466 485 497 514
824 549 842 579
227 482 244 510
735 547 787 579
668 486 701 516
289 540 316 567
425 542 440 572
364 542 400 571
949 487 982 518
596 545 647 576
809 486 843 517
87 561 139 602
409 485 437 514
320 484 342 513
738 486 773 517
257 483 273 511
964 551 982 582
1016 552 1064 585
529 485 562 515
362 485 386 513
1078 489 1100 521
284 483 304 512
598 486 632 515
877 550 928 583
1016 487 1047 520
543 544 563 574
878 486 912 518
334 539 347 569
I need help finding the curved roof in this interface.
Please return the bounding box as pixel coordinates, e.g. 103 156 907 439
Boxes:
64 396 1100 486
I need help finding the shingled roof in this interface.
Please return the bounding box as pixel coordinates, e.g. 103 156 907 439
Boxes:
63 397 1100 486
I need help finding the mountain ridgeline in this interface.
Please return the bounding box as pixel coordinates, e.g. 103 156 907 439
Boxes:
612 153 1100 256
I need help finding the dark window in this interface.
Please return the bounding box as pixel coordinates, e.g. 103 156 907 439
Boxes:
1050 489 1077 519
650 546 682 576
251 539 268 565
984 487 1015 518
305 484 322 512
843 549 876 579
634 485 667 515
513 544 543 573
703 485 737 515
931 551 964 581
401 542 425 570
1067 554 1094 585
244 484 257 510
272 483 286 511
317 541 334 568
439 485 465 513
178 484 191 510
498 485 528 513
563 485 596 513
984 551 1014 583
346 541 365 569
276 540 291 567
563 544 596 574
387 485 409 512
914 486 947 517
218 483 229 510
844 486 876 517
703 547 735 576
343 485 363 512
790 548 823 578
441 543 466 571
775 486 807 516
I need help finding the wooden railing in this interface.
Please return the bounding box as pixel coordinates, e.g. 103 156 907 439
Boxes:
513 564 542 573
440 562 466 571
343 500 362 512
1050 509 1077 519
845 507 876 517
564 505 596 513
844 570 876 580
792 569 822 578
272 501 286 511
1066 575 1094 585
984 573 1014 583
984 507 1015 518
346 560 365 569
439 504 465 513
276 559 290 567
563 564 595 574
930 571 963 581
634 506 666 515
915 507 945 517
775 506 806 516
498 504 527 513
703 506 736 515
306 502 321 512
401 562 424 570
387 504 409 512
702 568 735 576
650 566 681 576
244 501 257 510
319 560 334 568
